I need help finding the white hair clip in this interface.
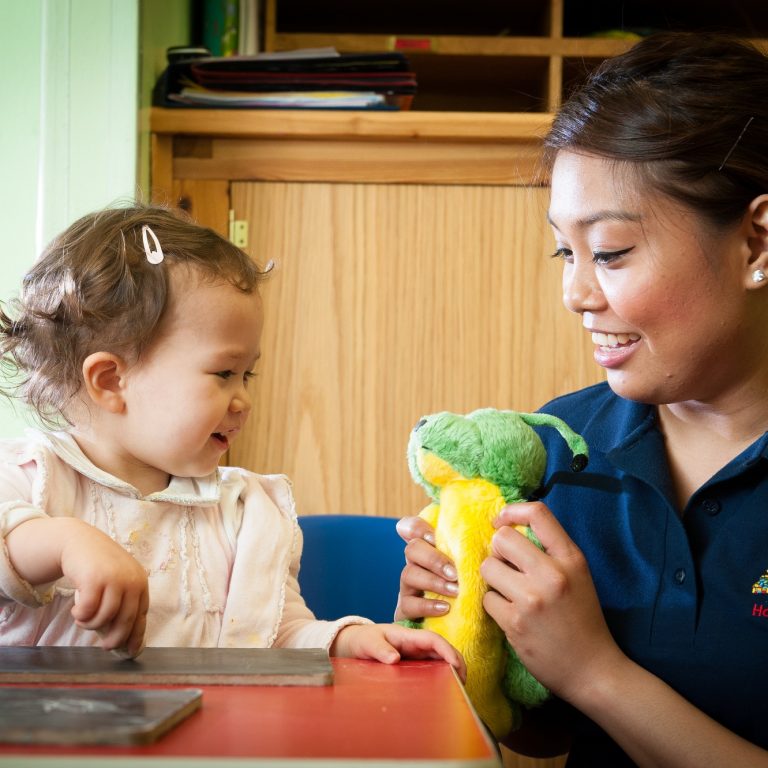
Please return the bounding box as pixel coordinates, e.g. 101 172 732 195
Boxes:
142 225 164 264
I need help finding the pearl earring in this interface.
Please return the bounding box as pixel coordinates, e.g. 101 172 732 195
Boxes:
753 269 766 284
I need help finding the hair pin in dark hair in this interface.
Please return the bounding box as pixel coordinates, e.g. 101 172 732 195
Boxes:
718 116 754 172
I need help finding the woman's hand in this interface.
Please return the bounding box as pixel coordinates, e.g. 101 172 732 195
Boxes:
485 502 768 768
330 623 467 682
481 501 624 704
394 515 458 621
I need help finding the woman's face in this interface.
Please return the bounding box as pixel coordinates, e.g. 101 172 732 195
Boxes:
548 150 755 406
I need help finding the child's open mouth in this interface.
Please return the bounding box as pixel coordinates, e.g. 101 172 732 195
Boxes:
212 432 229 449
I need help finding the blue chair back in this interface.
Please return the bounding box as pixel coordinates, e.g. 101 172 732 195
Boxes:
297 514 404 624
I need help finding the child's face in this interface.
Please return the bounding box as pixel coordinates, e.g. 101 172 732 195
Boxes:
115 267 263 489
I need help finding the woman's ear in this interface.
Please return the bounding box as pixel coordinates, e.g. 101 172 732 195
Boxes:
745 195 768 289
82 352 127 413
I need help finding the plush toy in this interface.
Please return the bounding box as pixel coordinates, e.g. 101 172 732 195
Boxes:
406 408 588 738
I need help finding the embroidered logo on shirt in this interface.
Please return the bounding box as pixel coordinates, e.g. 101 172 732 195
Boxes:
752 571 768 595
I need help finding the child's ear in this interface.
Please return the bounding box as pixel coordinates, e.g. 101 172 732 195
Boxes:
82 352 127 413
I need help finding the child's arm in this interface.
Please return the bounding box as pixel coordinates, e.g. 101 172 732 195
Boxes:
329 623 466 682
6 517 149 657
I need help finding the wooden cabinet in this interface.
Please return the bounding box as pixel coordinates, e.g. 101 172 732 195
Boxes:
150 108 603 519
264 0 768 112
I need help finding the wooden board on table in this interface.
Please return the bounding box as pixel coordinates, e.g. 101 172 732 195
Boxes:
0 646 334 685
0 687 201 745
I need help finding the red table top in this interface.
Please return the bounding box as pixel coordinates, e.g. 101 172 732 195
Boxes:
0 658 500 766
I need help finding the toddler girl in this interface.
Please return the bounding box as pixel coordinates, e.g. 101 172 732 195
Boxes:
0 203 464 673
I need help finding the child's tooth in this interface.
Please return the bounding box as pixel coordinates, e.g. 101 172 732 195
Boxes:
617 333 629 344
606 333 619 346
592 332 608 345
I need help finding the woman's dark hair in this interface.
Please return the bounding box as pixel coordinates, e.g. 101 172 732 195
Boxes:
543 32 768 228
0 203 270 425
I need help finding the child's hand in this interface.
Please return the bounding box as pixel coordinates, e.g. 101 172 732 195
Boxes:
330 623 466 682
7 517 149 657
61 522 149 658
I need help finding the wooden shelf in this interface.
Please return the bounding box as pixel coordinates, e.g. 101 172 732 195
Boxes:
149 108 553 142
264 0 768 113
149 108 554 199
267 33 635 59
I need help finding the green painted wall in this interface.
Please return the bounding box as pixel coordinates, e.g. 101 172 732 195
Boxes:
0 0 141 437
0 1 45 435
139 0 192 194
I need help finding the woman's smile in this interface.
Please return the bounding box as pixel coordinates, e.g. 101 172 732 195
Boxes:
590 331 642 368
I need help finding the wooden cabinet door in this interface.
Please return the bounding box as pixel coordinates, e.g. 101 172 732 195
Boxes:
229 181 602 518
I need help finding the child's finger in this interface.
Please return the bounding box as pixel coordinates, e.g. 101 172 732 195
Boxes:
360 634 401 664
422 634 467 682
123 588 150 658
70 585 104 624
384 626 467 681
73 583 122 631
96 590 143 652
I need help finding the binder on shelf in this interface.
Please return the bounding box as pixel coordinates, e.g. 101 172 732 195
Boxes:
153 49 416 110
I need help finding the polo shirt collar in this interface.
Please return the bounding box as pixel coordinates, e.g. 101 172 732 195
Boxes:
580 394 768 492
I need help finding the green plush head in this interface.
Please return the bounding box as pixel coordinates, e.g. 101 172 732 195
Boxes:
407 408 588 503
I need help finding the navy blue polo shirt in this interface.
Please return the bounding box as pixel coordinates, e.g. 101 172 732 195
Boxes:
533 382 768 766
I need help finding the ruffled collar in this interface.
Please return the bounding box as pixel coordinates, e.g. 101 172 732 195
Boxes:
28 429 221 506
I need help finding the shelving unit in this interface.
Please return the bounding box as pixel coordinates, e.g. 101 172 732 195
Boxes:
149 107 601 524
263 0 768 112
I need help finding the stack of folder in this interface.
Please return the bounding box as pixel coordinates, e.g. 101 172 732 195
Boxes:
153 49 417 110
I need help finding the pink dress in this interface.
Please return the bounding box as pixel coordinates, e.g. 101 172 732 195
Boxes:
0 430 369 648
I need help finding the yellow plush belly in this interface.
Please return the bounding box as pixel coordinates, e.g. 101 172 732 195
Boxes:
420 477 512 738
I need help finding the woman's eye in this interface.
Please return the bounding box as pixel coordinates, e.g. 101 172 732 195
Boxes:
550 247 573 262
592 246 634 265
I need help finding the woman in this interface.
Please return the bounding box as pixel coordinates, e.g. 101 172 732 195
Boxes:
395 32 768 767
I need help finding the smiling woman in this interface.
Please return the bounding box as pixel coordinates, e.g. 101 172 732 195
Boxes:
549 150 756 410
395 31 768 768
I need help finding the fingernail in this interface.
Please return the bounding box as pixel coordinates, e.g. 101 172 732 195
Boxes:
442 564 457 580
424 532 436 544
433 601 450 613
444 581 459 595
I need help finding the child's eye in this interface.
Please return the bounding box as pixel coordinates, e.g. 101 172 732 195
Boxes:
215 370 234 380
550 247 573 262
592 247 634 265
243 371 256 386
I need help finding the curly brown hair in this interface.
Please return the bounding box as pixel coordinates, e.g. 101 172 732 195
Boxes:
0 204 270 426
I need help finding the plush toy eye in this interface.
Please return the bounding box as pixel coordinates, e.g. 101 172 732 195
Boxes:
413 418 427 432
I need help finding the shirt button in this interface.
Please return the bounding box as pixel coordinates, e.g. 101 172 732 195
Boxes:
701 498 721 516
674 568 687 585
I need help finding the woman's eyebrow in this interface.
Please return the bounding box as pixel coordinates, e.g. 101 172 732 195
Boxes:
547 209 642 231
